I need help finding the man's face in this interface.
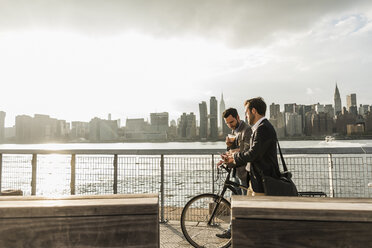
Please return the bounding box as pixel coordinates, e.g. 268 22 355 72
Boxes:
224 115 239 130
245 105 255 126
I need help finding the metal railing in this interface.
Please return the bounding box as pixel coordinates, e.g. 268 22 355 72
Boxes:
0 147 371 221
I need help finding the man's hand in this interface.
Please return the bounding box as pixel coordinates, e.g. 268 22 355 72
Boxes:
221 153 235 165
225 136 235 147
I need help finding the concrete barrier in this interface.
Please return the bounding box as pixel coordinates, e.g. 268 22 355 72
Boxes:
0 194 159 248
232 196 372 248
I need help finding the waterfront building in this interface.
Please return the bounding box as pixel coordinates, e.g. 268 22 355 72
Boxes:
178 112 197 140
150 112 169 132
0 111 5 142
334 112 356 135
15 114 69 143
284 103 296 114
199 101 208 140
15 115 33 143
209 96 218 140
365 112 372 134
71 121 89 140
167 120 178 141
315 103 325 113
270 112 285 138
304 112 333 136
346 93 357 111
89 117 119 142
334 84 342 116
347 124 364 135
359 104 369 116
285 112 303 136
270 103 280 119
324 104 335 118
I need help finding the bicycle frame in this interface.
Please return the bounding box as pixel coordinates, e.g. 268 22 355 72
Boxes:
207 164 246 225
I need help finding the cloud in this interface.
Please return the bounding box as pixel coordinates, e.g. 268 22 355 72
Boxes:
1 0 371 47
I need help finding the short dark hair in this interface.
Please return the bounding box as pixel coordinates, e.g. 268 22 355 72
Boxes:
244 97 266 116
223 108 238 119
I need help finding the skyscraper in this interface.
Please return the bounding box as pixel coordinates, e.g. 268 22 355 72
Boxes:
209 96 218 139
346 93 357 110
219 93 229 135
284 103 296 114
334 84 342 116
270 103 280 119
199 101 208 140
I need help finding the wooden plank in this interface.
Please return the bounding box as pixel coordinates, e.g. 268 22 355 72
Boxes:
232 196 372 222
0 197 158 218
0 193 158 201
0 214 159 248
232 218 372 248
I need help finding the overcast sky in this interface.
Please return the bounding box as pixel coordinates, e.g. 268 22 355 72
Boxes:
1 0 372 127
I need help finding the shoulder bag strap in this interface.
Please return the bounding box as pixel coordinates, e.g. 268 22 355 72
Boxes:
277 140 288 172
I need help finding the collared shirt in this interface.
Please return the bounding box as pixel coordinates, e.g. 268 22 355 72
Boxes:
251 117 266 134
233 120 243 135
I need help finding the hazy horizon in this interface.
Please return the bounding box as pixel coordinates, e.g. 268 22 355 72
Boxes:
1 0 372 127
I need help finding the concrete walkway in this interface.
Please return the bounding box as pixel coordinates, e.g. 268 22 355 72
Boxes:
160 220 193 247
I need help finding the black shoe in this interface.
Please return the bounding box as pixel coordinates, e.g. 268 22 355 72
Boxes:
216 229 231 239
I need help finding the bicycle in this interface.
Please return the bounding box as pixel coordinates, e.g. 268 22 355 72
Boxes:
180 163 327 248
180 164 244 248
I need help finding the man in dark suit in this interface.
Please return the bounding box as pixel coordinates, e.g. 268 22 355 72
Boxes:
222 97 281 196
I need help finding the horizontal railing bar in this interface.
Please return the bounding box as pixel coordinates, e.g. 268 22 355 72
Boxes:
0 147 370 155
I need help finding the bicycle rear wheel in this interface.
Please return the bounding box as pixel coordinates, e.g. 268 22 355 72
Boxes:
180 193 231 248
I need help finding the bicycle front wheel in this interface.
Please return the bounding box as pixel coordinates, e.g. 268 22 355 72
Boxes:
180 193 231 248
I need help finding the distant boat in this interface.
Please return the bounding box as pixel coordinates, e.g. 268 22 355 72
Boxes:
325 136 335 142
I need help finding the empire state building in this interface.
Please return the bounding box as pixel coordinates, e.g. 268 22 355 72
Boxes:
334 83 342 116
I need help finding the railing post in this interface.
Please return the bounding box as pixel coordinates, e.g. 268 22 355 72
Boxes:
0 154 2 194
212 154 215 193
70 154 76 195
113 154 118 194
160 154 165 223
328 154 334 197
31 154 37 196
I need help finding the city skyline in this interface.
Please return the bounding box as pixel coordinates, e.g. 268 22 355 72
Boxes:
1 1 372 127
2 84 372 143
0 85 370 128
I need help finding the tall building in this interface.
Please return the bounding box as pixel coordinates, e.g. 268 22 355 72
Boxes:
0 111 5 142
89 117 119 142
324 104 335 118
199 101 208 140
305 112 333 136
177 112 197 139
15 114 69 143
150 112 169 132
284 103 296 114
334 84 342 116
270 103 280 119
359 104 369 116
15 115 33 143
209 96 218 139
346 93 357 111
71 121 89 140
285 113 303 136
219 93 229 136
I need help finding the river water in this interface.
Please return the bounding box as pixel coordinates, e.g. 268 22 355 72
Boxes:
0 139 372 150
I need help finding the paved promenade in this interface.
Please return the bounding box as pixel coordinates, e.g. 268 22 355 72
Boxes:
160 221 193 247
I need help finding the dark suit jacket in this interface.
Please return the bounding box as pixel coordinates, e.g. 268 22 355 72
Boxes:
234 119 281 193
